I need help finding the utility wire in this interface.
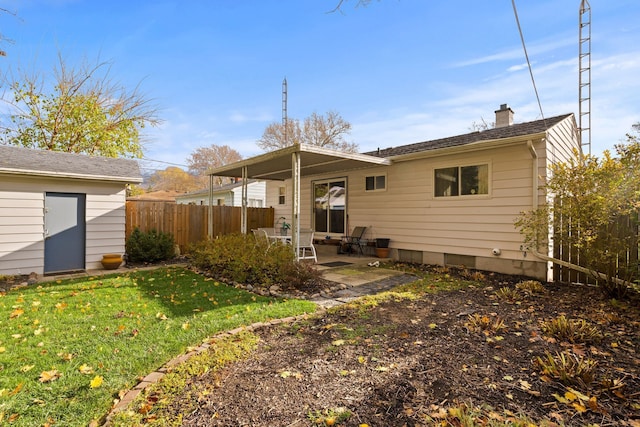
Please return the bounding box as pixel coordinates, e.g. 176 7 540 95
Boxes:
511 0 546 126
140 156 188 168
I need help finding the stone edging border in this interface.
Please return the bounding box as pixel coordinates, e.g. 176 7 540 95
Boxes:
103 309 323 425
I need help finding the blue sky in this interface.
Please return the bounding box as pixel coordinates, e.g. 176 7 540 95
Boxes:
1 0 639 174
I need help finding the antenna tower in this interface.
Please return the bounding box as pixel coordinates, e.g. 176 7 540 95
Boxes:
579 0 592 155
282 77 288 145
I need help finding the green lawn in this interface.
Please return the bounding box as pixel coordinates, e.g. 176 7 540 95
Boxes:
0 266 316 426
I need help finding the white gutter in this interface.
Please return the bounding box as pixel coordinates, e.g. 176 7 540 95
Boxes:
0 169 143 183
388 132 548 163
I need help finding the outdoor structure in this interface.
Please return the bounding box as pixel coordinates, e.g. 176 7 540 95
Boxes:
207 105 579 281
0 145 142 276
175 179 266 207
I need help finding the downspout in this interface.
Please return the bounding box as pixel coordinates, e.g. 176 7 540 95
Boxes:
525 139 633 288
527 139 553 280
526 140 538 210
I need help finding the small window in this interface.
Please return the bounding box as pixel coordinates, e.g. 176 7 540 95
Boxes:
365 175 386 191
278 187 286 205
435 164 488 197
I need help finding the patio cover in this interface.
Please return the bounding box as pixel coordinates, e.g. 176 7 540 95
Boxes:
206 143 391 254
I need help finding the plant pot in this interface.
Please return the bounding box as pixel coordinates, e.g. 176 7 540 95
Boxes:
101 254 123 270
375 238 390 248
375 247 390 258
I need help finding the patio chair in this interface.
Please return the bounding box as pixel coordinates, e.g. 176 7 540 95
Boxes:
252 228 272 248
297 229 317 263
342 226 367 256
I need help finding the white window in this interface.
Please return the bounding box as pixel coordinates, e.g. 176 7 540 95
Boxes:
434 164 489 197
365 174 386 191
278 187 286 205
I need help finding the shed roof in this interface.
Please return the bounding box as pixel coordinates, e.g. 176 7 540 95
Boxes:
0 145 143 183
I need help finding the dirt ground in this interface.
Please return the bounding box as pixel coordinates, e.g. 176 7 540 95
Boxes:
156 266 640 427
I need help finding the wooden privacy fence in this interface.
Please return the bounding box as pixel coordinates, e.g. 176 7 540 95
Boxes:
125 201 275 252
553 212 639 285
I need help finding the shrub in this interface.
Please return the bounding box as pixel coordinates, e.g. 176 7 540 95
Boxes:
125 227 176 263
541 315 601 344
190 233 296 287
515 280 546 295
535 350 598 387
465 313 506 334
494 286 521 303
281 261 324 291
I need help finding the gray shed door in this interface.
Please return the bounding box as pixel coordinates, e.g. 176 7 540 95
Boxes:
44 192 86 274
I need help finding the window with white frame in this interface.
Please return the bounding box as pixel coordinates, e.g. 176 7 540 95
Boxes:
313 179 346 234
365 174 386 191
434 164 489 197
278 186 286 205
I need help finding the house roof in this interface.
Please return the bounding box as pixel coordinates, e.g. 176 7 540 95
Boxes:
175 179 262 199
207 113 574 181
127 190 184 201
0 145 143 183
365 114 574 158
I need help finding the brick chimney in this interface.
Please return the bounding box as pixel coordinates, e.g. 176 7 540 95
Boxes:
495 104 514 128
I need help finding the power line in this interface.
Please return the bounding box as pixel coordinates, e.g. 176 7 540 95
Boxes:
140 156 188 168
511 0 546 125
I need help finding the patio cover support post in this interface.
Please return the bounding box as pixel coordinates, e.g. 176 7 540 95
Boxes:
208 174 214 239
240 166 248 234
291 150 301 255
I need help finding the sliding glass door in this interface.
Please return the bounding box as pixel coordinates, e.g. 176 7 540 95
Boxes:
313 179 346 234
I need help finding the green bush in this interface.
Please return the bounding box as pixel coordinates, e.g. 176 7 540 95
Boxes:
190 233 297 287
126 227 176 263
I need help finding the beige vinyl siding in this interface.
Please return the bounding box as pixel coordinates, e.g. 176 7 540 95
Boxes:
85 188 127 270
0 175 129 275
294 143 536 260
0 188 44 275
545 115 580 166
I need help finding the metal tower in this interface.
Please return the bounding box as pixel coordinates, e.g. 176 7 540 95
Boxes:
579 0 592 155
282 77 288 145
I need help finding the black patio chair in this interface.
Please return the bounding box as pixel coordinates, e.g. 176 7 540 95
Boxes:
341 226 367 256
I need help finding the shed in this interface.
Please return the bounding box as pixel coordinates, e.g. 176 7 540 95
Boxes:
0 145 142 276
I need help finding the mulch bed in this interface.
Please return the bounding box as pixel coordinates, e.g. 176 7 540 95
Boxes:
159 267 640 426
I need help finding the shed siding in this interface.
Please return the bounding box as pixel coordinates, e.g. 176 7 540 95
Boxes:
0 176 128 275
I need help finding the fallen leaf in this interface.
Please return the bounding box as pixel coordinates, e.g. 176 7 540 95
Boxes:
572 402 587 413
279 371 291 378
9 308 24 319
90 375 103 389
519 380 532 390
553 393 569 404
39 370 61 383
332 339 346 346
79 364 94 374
